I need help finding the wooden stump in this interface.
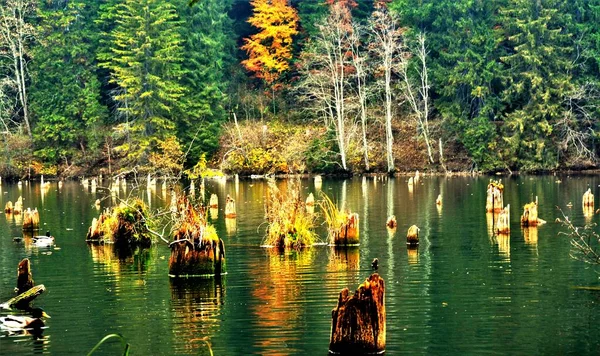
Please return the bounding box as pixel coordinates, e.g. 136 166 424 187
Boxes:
333 213 360 245
13 196 23 214
4 201 13 213
495 205 510 234
168 235 226 277
436 194 442 205
225 195 236 218
329 273 386 355
486 180 504 213
583 188 594 208
386 216 397 229
209 193 218 209
407 225 420 245
306 193 315 207
520 198 546 227
17 258 34 295
22 208 40 231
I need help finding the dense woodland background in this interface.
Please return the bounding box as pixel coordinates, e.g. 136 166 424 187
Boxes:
0 0 599 179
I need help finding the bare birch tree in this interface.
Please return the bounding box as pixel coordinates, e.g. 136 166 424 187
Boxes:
349 23 370 171
297 2 355 171
400 32 435 164
370 4 403 172
0 0 36 137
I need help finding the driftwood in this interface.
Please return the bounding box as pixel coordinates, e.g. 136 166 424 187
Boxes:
329 273 386 354
407 225 420 245
486 180 504 213
0 285 46 310
225 195 236 218
583 188 594 208
22 208 40 231
17 258 34 294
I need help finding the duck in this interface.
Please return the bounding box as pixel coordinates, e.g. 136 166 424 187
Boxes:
0 308 50 331
33 231 55 247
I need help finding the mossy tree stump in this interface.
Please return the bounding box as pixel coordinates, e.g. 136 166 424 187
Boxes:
169 196 226 277
85 200 152 247
520 198 546 227
329 273 386 354
332 213 360 245
486 180 504 213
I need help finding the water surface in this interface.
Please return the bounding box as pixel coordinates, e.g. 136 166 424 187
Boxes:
1 175 599 355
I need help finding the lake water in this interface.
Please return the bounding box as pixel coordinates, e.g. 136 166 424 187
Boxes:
1 175 599 355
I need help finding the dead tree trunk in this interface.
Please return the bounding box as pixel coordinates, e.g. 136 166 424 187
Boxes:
329 273 386 354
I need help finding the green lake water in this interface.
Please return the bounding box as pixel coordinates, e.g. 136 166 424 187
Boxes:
1 175 599 355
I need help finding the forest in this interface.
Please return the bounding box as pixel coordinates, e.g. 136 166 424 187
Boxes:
0 0 599 179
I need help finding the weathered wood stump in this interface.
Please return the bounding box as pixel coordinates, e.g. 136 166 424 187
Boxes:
495 205 510 234
13 196 23 214
332 213 360 245
17 258 34 294
407 225 420 245
209 193 218 209
486 180 504 213
85 200 152 247
4 201 13 213
22 208 40 231
1 285 46 310
386 215 397 229
306 192 315 207
314 175 322 190
329 273 386 355
169 196 226 277
436 194 442 205
408 177 414 186
225 194 236 218
583 188 594 208
520 198 546 227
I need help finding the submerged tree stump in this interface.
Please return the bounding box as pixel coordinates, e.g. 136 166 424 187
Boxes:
85 200 152 247
169 196 226 277
436 194 442 205
22 208 40 231
495 205 510 234
486 180 504 213
225 195 236 218
386 215 397 229
583 188 594 208
209 194 218 209
329 273 386 355
17 258 34 295
333 213 360 245
4 201 13 213
306 193 315 207
13 196 23 214
520 198 546 227
407 225 420 245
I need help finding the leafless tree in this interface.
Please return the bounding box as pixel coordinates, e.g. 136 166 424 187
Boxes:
349 23 370 171
0 0 36 137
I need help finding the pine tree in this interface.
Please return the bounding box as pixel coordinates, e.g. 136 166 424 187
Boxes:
30 0 107 164
98 0 186 166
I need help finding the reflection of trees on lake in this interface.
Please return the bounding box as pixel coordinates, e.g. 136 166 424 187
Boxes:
250 249 315 354
169 278 224 355
328 247 359 271
88 244 152 276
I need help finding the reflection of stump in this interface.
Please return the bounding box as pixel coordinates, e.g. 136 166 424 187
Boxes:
386 216 397 229
209 194 218 209
22 208 40 231
225 195 236 218
523 227 538 245
17 258 34 294
583 188 594 208
495 205 510 234
333 213 360 245
407 247 419 264
329 273 386 354
407 225 420 245
4 201 13 213
520 198 545 227
328 247 360 271
486 180 504 213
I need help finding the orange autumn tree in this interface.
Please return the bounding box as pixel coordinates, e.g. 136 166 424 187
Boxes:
241 0 299 85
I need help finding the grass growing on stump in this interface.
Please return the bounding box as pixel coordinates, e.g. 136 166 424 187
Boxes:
86 199 152 247
320 192 359 246
263 178 318 249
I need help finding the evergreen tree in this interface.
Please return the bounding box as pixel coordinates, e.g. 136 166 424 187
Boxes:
98 0 186 166
177 0 235 165
30 0 107 165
